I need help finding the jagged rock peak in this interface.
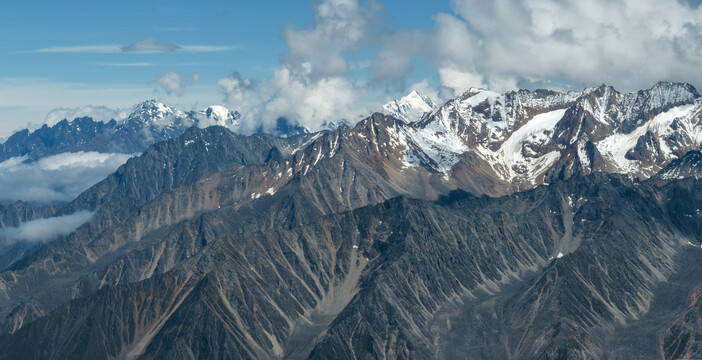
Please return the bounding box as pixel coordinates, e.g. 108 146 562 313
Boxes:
382 90 437 123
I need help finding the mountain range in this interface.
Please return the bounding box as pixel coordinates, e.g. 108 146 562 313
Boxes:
0 82 702 359
0 101 243 163
0 93 430 165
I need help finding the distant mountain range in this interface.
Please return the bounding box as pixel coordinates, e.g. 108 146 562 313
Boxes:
0 101 240 162
1 83 702 359
0 92 439 165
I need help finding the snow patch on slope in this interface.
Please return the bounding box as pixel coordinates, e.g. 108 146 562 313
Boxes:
399 119 470 179
500 109 566 166
470 109 567 183
463 88 502 108
597 104 697 173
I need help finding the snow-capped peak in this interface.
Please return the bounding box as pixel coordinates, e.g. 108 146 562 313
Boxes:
197 105 241 129
131 100 175 119
127 100 191 128
461 88 503 108
382 90 437 123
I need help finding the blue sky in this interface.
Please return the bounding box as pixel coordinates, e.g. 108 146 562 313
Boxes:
0 0 451 135
1 0 702 136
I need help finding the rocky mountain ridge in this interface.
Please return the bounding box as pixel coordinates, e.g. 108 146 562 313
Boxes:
0 101 245 163
1 82 702 359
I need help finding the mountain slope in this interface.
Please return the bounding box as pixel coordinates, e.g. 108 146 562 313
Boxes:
63 125 316 211
654 150 702 180
5 83 702 336
1 173 701 359
377 82 701 192
2 83 702 359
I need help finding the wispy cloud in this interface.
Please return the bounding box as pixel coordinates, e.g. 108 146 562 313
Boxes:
0 211 95 244
27 39 237 54
33 45 121 53
0 151 134 204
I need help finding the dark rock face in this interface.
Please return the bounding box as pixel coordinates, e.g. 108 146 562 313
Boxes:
0 201 56 228
654 150 702 181
63 126 316 211
0 202 57 272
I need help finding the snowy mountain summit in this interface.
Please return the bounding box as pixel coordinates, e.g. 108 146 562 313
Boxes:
127 100 191 127
197 105 241 129
382 90 437 123
403 82 702 188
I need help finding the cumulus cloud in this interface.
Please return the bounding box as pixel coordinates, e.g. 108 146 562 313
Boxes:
44 105 130 126
282 0 383 78
219 67 368 133
0 211 95 244
0 152 134 204
218 0 383 133
438 68 486 97
153 71 201 96
424 0 702 92
371 29 428 84
218 0 702 131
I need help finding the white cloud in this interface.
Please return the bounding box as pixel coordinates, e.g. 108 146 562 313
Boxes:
0 152 134 204
370 0 702 96
178 45 238 52
154 72 201 96
371 29 429 83
0 211 95 244
17 0 702 136
44 105 130 126
434 0 702 92
219 66 368 133
438 68 486 96
31 45 122 53
218 0 381 133
282 0 383 78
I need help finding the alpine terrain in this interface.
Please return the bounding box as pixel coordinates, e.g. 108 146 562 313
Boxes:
1 82 702 359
